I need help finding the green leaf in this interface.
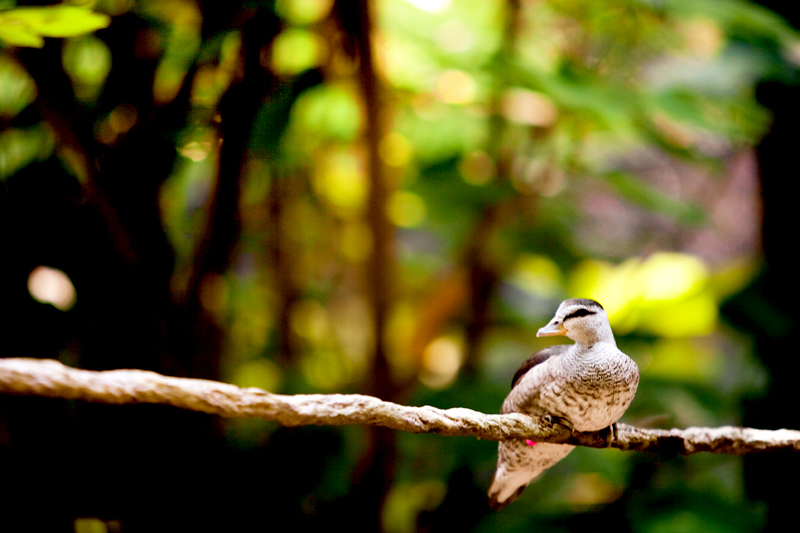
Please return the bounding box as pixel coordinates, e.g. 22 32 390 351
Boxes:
0 6 110 48
0 22 44 48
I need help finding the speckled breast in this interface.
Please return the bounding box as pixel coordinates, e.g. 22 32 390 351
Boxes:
536 349 639 432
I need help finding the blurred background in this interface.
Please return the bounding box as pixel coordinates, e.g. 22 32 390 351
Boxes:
1 0 799 531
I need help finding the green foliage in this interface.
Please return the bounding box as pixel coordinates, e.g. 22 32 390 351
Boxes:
0 5 110 48
0 124 54 180
0 55 36 116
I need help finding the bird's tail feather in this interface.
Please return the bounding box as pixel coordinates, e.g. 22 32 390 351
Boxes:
488 441 574 510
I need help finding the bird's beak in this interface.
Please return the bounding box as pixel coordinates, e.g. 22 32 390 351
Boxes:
537 321 567 337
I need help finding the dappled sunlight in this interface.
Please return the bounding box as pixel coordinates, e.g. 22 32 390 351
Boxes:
569 252 732 337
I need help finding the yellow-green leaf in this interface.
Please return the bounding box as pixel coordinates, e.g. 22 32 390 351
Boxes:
0 6 110 48
0 22 45 48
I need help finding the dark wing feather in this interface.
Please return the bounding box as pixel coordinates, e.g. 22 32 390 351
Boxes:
510 345 570 390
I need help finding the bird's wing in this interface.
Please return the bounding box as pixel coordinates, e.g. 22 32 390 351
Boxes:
509 344 570 390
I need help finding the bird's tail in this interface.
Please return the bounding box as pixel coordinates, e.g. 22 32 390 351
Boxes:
488 440 574 510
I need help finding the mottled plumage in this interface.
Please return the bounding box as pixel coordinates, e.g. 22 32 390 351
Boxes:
488 298 639 510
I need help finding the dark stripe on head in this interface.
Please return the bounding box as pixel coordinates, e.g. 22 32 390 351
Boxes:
564 308 596 320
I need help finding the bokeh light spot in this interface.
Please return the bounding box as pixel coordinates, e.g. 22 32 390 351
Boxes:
510 255 563 298
290 299 331 343
199 273 228 314
379 132 413 167
435 70 476 105
73 517 107 533
301 350 352 390
275 0 334 25
387 190 427 228
403 0 451 14
459 150 495 185
272 28 321 75
315 150 368 215
435 20 475 54
502 88 558 127
382 480 447 533
420 336 463 388
231 359 281 392
566 473 621 505
292 85 362 142
681 17 724 58
95 104 138 145
340 221 373 263
28 266 76 311
179 140 212 162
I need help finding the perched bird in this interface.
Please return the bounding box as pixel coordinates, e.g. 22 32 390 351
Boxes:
488 298 639 510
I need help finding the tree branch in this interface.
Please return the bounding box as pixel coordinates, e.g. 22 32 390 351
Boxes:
1 358 797 455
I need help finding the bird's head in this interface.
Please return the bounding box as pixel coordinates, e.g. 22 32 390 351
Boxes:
536 298 614 346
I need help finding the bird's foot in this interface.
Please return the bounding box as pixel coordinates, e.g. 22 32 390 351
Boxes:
544 414 574 433
598 423 618 447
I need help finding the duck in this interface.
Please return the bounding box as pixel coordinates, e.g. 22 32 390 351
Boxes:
488 298 639 510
